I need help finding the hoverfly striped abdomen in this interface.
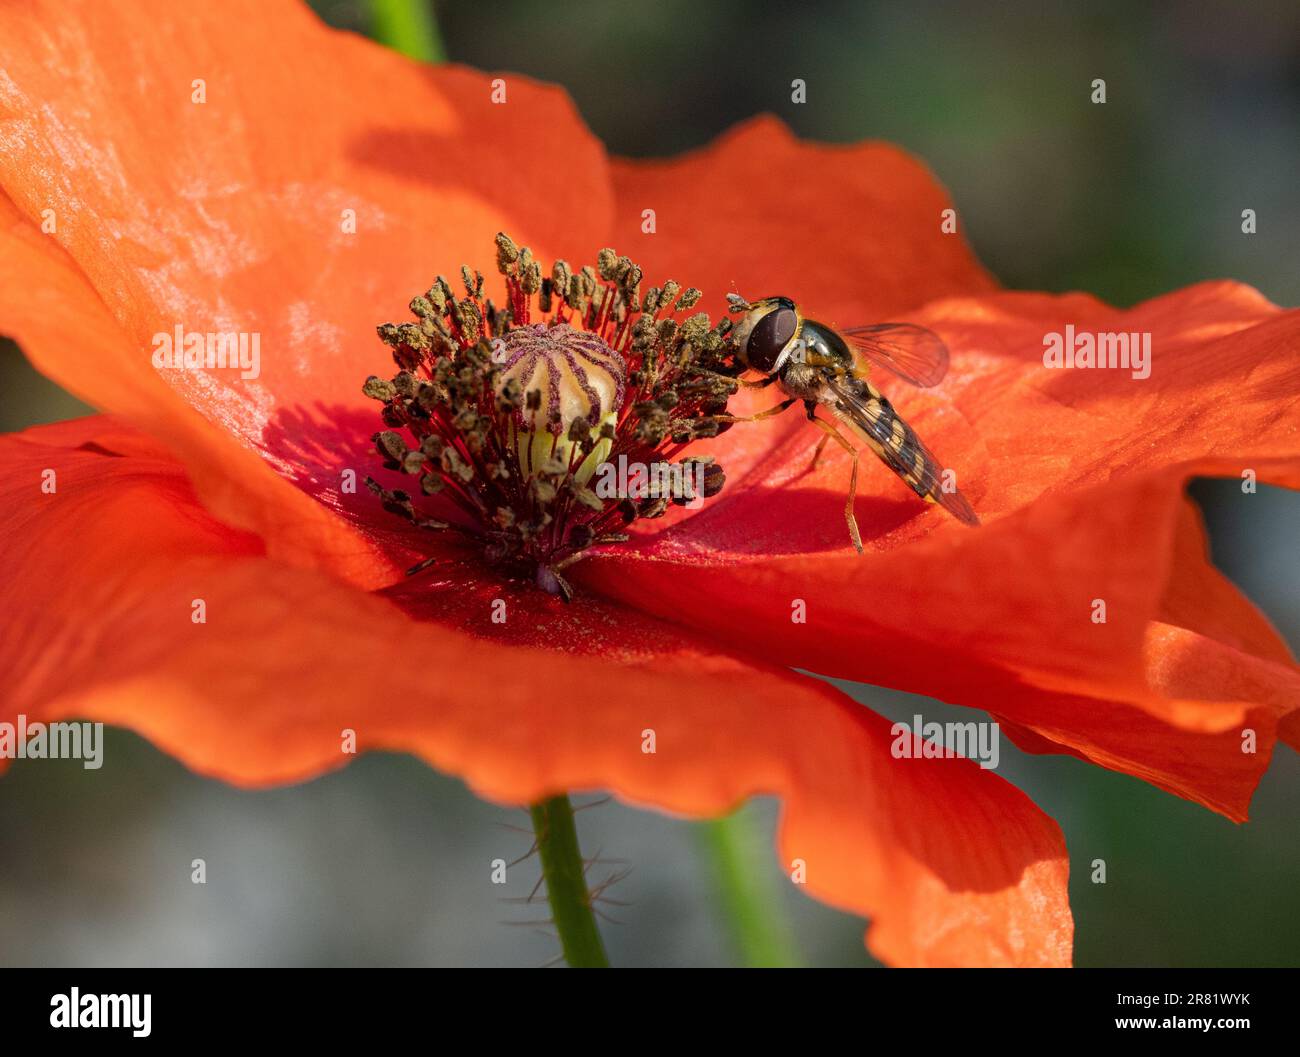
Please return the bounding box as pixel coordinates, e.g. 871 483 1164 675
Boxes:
833 380 938 500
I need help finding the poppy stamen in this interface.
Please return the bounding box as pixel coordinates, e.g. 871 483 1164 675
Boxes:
364 233 739 597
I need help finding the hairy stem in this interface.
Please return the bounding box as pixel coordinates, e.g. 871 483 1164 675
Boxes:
530 794 609 968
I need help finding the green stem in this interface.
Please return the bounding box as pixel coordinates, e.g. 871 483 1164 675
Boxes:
369 0 447 63
530 795 609 968
699 804 804 967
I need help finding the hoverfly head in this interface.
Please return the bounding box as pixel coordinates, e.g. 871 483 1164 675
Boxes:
731 296 801 376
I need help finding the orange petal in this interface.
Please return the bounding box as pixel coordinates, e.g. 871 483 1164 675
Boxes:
0 193 392 582
1280 710 1300 754
0 0 611 584
610 115 997 321
0 416 1070 966
580 282 1300 818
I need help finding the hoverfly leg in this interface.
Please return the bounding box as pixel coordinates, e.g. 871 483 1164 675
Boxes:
806 409 864 554
806 433 830 473
689 368 776 390
712 396 798 424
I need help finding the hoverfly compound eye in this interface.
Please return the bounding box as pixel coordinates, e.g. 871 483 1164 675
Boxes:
745 306 798 373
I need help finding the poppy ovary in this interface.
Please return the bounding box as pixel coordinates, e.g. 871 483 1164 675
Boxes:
491 322 622 488
363 233 736 600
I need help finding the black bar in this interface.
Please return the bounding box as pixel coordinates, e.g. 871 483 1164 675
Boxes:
0 968 1293 1043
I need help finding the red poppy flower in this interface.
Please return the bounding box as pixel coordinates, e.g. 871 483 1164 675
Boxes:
2 0 1298 967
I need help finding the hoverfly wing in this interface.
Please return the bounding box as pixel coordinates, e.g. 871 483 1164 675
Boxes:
840 323 950 388
823 373 979 526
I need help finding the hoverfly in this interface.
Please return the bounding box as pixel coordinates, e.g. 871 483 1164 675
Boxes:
723 295 979 550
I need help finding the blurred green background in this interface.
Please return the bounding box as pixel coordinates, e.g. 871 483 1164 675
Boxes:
0 0 1296 967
